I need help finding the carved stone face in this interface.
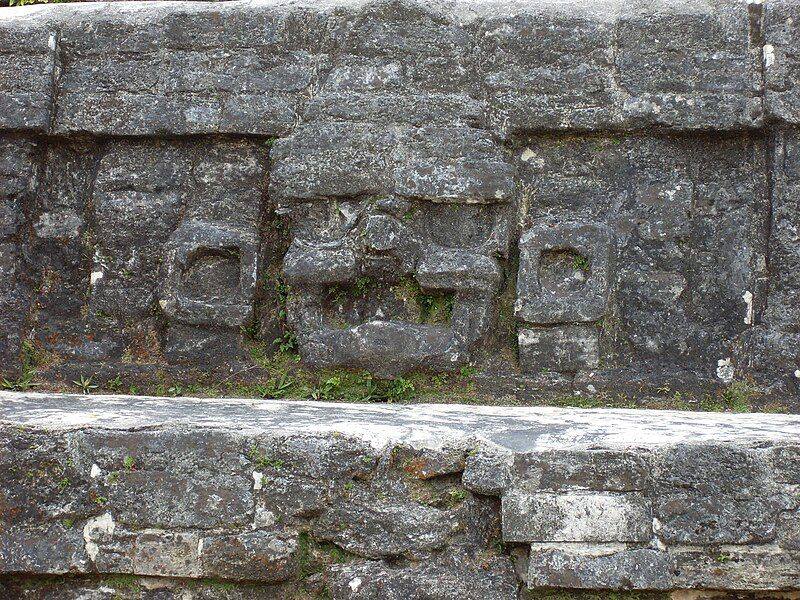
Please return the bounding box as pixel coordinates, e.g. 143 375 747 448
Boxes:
271 124 513 377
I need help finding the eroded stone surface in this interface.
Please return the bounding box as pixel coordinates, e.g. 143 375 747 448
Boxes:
0 0 796 403
1 392 800 592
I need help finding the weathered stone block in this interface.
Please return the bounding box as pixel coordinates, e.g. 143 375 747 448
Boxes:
105 471 253 530
671 546 800 590
0 23 55 132
394 128 515 203
778 510 800 551
0 524 88 574
201 531 298 582
270 125 397 202
518 325 600 373
751 130 800 392
158 221 258 328
329 555 519 600
516 223 615 324
511 449 650 492
88 525 202 578
765 0 800 124
314 490 458 559
502 491 651 543
463 450 512 496
616 0 762 129
54 7 310 136
652 445 795 545
527 544 674 590
474 5 619 133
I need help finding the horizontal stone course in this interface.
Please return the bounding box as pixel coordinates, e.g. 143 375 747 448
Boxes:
0 0 793 135
1 392 799 593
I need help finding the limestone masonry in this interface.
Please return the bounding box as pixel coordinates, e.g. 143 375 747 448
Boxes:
1 392 800 596
0 0 799 405
1 0 800 595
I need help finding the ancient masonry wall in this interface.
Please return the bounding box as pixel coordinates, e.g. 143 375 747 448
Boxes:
1 0 800 596
0 391 800 597
0 0 799 405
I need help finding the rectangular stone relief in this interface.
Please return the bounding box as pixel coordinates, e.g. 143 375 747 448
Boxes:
516 222 615 324
271 124 513 377
515 134 768 380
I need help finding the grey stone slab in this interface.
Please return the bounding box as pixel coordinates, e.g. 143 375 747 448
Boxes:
518 325 601 374
503 490 652 543
2 391 800 452
201 530 298 582
328 555 519 600
615 0 763 129
0 21 55 132
510 449 650 492
527 544 674 590
652 444 796 545
671 545 800 590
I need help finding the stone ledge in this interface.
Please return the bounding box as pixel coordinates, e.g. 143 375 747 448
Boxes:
1 391 798 594
0 0 791 135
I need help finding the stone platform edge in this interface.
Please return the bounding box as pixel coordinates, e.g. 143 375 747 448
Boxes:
0 391 798 595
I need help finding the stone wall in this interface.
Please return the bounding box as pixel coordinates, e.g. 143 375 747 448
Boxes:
0 391 799 597
0 0 798 407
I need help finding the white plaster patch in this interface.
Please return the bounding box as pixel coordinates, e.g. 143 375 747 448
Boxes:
83 513 115 563
764 44 776 68
90 463 101 478
349 577 363 592
90 270 104 285
716 358 734 384
197 537 204 557
743 290 754 325
252 470 264 490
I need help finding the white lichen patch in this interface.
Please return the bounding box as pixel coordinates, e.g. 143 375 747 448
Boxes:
83 513 115 563
90 270 104 285
252 470 264 490
764 44 776 68
716 358 734 383
794 369 800 379
253 505 276 529
90 463 102 478
743 290 754 325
